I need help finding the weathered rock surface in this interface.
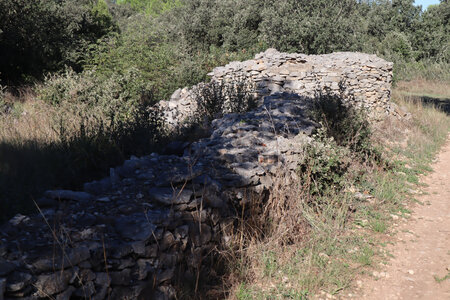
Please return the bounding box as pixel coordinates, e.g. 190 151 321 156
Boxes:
159 48 393 128
0 50 393 299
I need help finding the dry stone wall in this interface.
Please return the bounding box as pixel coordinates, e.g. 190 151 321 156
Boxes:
0 49 393 300
0 93 316 300
160 48 393 128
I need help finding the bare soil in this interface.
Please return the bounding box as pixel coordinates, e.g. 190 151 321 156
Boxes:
347 136 450 299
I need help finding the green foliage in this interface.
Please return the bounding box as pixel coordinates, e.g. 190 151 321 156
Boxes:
300 138 351 195
309 91 380 160
394 59 450 82
117 0 182 15
379 31 413 61
170 0 266 52
0 0 118 84
259 0 363 54
83 12 260 100
38 67 153 120
91 0 116 34
299 92 386 196
413 1 450 62
84 14 182 101
192 80 257 124
2 0 450 87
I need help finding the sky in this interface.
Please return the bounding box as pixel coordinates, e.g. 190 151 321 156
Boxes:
414 0 441 9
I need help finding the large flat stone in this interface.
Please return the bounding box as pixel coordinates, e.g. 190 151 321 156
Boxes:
44 190 93 202
148 187 193 205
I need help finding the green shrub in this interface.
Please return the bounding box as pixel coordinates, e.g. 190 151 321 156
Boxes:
309 91 381 161
393 59 450 83
259 0 362 54
38 67 154 120
117 0 182 16
192 80 257 124
379 31 413 62
0 0 117 84
300 137 351 196
299 91 386 196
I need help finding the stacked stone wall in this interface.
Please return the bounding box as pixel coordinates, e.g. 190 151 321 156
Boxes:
159 48 393 128
0 49 393 300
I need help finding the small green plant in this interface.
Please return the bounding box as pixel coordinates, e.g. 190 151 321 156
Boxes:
299 138 350 196
370 219 387 233
236 283 253 300
355 246 374 266
262 251 278 278
309 90 383 162
434 272 450 283
193 80 257 125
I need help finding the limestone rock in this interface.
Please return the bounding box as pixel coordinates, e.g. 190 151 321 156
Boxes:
44 190 93 202
35 270 73 297
5 272 32 292
148 187 193 205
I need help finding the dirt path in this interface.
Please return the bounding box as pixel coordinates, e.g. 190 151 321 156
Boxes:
347 137 450 299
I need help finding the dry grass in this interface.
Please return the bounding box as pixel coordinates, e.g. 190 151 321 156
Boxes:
0 91 163 222
222 169 375 299
0 92 109 144
221 80 450 299
0 79 448 297
395 79 450 99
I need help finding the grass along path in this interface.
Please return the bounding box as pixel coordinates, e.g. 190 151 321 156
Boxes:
346 135 450 299
227 82 449 299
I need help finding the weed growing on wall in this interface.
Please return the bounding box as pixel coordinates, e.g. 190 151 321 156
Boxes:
309 91 381 161
193 80 257 124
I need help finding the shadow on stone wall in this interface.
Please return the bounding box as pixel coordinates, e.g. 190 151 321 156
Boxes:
0 87 383 299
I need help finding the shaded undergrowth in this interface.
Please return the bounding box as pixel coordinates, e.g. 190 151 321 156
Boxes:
0 81 255 223
0 103 164 222
219 85 450 299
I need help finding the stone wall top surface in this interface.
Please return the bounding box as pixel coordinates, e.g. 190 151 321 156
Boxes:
160 49 393 129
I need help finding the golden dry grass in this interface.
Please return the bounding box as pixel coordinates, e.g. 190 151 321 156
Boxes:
395 79 450 98
0 95 107 145
223 80 450 299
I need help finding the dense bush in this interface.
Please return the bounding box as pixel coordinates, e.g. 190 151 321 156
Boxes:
260 0 362 54
309 91 381 160
0 0 117 84
192 80 257 124
300 137 351 196
412 1 450 62
38 67 154 120
117 0 182 15
2 0 449 87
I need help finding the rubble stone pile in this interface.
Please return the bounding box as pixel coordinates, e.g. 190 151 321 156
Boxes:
0 49 393 299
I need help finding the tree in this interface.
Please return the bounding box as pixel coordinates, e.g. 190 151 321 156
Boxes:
259 0 363 54
413 1 449 61
0 0 117 85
